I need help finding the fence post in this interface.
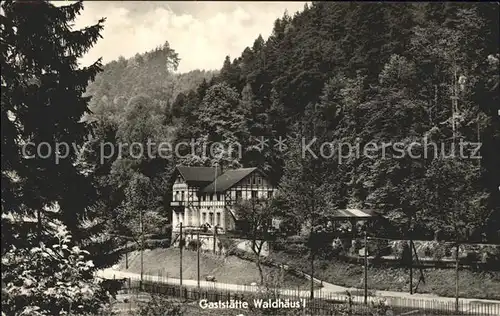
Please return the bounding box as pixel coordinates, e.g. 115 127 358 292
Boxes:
197 230 200 289
409 217 413 295
213 226 217 254
179 222 183 299
364 231 368 305
310 250 314 300
455 242 459 313
139 207 144 290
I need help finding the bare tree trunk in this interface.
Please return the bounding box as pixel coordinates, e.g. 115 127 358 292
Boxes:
179 222 183 293
254 241 265 285
140 208 144 287
257 258 264 285
310 250 315 300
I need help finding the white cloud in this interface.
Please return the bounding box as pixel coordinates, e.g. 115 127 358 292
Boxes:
72 2 308 73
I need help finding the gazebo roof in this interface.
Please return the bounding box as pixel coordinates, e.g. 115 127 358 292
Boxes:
326 208 379 220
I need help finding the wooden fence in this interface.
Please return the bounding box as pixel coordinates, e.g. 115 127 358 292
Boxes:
110 278 500 316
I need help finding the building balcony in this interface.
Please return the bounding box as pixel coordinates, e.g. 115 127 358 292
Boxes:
172 223 225 235
170 201 186 207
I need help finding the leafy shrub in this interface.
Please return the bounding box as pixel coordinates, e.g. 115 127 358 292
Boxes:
400 242 412 265
136 293 184 316
320 244 343 259
390 240 407 259
2 220 111 316
278 217 302 237
286 243 309 255
271 238 287 251
349 239 361 256
286 235 307 244
218 235 237 254
432 243 450 261
187 239 202 251
465 251 480 263
366 239 391 258
479 245 500 269
415 241 434 257
144 239 171 249
369 298 392 316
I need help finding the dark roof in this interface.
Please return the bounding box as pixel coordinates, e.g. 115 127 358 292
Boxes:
176 166 221 185
201 168 257 193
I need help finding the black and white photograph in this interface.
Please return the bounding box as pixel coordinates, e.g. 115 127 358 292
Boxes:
1 1 499 315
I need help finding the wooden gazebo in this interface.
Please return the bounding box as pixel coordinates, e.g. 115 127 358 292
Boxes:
325 208 381 238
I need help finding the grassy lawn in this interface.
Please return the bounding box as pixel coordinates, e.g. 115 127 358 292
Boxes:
268 250 500 300
118 248 313 289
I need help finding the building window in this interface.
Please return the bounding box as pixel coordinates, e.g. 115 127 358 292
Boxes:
258 177 262 185
252 177 256 185
216 212 221 226
267 191 273 199
181 191 185 201
236 191 242 200
210 194 214 201
202 212 206 224
251 190 258 199
209 212 214 226
174 191 179 201
216 193 221 201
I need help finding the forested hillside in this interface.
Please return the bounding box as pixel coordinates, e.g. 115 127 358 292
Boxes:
86 2 499 243
86 41 217 123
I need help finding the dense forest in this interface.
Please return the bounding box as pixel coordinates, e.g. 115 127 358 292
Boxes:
1 2 499 313
85 2 499 243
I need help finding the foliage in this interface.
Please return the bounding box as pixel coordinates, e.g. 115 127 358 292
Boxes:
1 1 118 314
234 197 276 284
268 249 500 299
104 93 172 243
83 41 216 256
135 294 184 316
78 3 500 247
187 239 202 251
1 220 111 316
217 235 238 255
368 298 392 316
1 0 103 242
366 239 391 258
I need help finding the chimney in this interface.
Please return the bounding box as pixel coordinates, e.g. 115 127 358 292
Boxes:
213 161 223 176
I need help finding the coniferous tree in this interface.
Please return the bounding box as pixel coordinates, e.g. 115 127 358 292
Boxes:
1 0 104 245
1 0 118 313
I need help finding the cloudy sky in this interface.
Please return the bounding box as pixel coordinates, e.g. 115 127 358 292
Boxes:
71 1 308 73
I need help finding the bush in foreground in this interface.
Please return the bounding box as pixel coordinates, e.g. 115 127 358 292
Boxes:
1 221 112 315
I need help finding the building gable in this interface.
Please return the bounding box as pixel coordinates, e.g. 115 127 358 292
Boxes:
233 170 272 188
173 166 221 187
201 168 257 193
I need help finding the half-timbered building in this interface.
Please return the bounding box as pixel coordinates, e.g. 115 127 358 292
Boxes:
170 166 276 236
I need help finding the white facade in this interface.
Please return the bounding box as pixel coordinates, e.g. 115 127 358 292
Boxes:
171 168 275 234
